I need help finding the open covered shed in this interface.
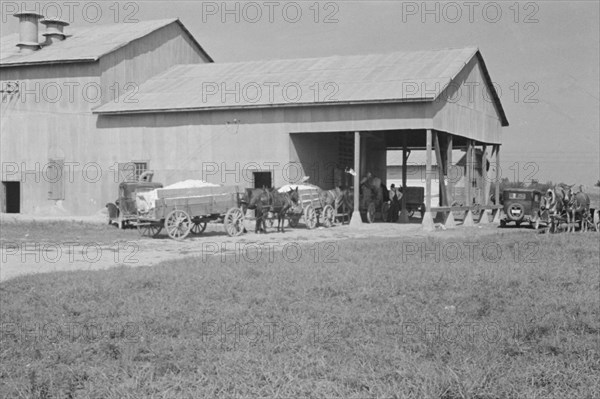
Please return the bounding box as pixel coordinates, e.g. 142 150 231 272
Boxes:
95 46 509 228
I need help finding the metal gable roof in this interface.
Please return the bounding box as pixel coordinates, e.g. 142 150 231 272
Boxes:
92 46 508 126
0 18 213 66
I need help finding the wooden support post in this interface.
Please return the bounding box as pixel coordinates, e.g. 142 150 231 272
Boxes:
494 145 500 206
399 134 409 223
425 130 432 211
446 134 454 205
482 145 489 205
350 131 363 227
480 144 490 224
465 140 472 208
422 129 434 231
434 131 446 207
360 135 367 178
463 140 474 226
493 145 502 224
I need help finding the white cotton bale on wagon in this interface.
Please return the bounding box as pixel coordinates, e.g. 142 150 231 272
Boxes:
136 180 220 215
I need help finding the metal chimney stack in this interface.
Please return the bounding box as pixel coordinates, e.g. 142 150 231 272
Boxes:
41 18 69 45
14 12 44 53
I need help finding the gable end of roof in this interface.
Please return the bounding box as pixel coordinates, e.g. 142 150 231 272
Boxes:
0 18 213 67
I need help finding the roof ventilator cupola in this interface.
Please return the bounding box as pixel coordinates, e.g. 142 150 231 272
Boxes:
41 18 69 45
14 12 44 53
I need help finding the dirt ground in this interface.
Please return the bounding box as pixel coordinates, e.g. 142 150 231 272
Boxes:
0 212 525 282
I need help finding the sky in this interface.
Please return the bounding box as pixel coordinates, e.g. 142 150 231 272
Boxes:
1 1 599 186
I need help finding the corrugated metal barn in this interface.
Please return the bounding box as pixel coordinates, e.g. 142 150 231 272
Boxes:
1 16 508 226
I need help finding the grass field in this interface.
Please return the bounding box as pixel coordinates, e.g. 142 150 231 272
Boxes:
0 220 138 246
1 224 599 398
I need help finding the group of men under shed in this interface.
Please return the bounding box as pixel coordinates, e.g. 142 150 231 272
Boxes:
359 172 403 223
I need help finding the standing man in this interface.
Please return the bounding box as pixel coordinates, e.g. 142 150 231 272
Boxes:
388 184 401 222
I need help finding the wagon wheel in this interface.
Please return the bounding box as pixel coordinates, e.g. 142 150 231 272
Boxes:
366 202 376 224
190 221 207 235
164 209 192 240
321 205 334 228
304 205 317 229
288 215 300 228
137 222 162 238
224 207 245 237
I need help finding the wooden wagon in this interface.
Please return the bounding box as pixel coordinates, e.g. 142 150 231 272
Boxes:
403 187 426 219
287 187 335 229
358 184 389 223
136 185 245 240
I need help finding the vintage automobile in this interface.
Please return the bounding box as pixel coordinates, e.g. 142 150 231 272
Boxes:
106 172 163 229
500 188 542 228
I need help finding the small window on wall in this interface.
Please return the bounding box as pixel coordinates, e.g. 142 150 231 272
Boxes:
47 159 65 200
134 162 148 181
117 162 148 182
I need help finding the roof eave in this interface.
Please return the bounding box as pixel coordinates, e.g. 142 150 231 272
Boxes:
174 19 214 63
0 58 98 68
92 97 434 115
474 50 509 127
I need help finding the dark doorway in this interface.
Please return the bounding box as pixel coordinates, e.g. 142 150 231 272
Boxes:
254 172 272 189
2 182 20 213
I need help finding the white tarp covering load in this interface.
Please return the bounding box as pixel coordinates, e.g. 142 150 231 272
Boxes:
277 184 320 193
136 180 220 214
162 180 220 190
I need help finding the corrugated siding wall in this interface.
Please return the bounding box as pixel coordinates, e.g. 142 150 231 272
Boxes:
431 57 503 144
99 22 211 104
0 24 211 215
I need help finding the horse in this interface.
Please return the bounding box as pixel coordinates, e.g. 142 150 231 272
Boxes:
249 187 299 233
540 187 569 233
540 189 561 232
565 187 591 233
319 187 345 214
245 188 270 233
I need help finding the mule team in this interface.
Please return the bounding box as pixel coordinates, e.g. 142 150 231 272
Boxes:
242 187 354 234
540 183 594 232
